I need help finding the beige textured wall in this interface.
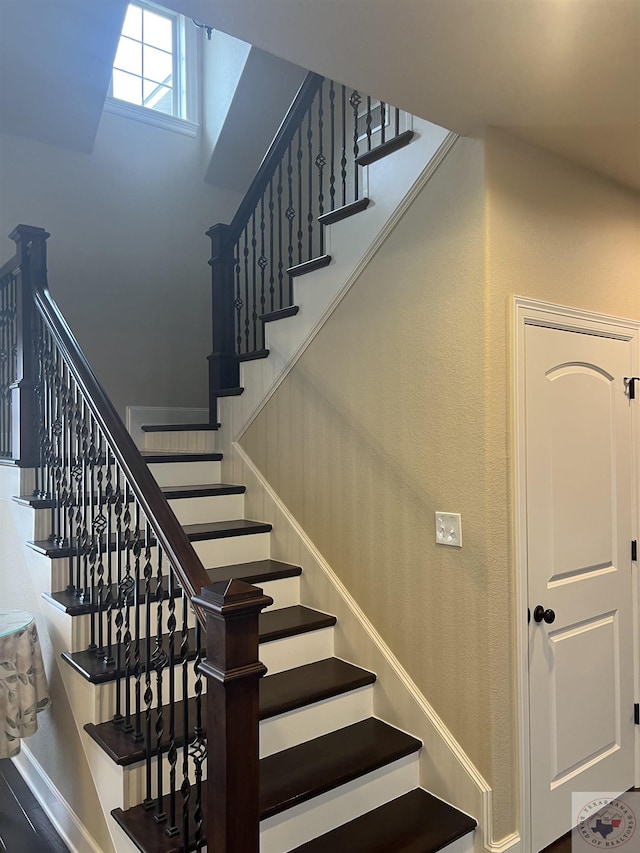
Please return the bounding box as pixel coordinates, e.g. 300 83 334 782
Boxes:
241 130 640 842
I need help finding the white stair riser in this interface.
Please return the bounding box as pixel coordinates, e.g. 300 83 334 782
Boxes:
192 531 270 566
72 616 324 724
144 431 218 453
147 460 222 487
260 684 373 758
261 626 334 675
168 492 245 525
83 662 203 725
259 753 420 853
65 576 300 651
95 685 374 809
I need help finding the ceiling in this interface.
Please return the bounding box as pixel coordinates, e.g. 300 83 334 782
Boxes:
170 0 640 192
0 0 127 152
0 0 638 191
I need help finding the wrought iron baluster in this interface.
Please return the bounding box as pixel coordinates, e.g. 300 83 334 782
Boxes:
153 548 167 824
259 193 267 345
243 226 250 354
268 177 275 314
350 90 362 200
251 209 258 353
143 520 154 808
234 241 242 357
190 620 206 851
277 162 284 310
316 82 326 254
307 105 314 258
86 411 98 650
297 123 303 264
103 447 115 664
121 483 134 732
94 431 107 654
63 366 75 589
395 106 400 138
329 81 336 212
286 142 295 300
341 85 347 208
112 464 125 724
165 565 178 837
70 381 83 593
180 588 191 849
380 101 386 144
32 314 45 498
365 95 373 152
132 501 143 741
50 343 64 546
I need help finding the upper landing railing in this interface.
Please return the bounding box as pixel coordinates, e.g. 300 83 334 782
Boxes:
206 72 412 405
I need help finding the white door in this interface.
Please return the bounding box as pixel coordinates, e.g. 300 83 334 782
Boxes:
525 323 636 852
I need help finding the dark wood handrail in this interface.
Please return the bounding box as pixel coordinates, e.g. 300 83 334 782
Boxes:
16 226 213 621
0 253 18 281
229 72 324 240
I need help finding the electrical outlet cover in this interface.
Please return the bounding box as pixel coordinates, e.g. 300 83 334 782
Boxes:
435 512 462 547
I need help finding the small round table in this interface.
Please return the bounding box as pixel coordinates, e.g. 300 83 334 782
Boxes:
0 610 51 759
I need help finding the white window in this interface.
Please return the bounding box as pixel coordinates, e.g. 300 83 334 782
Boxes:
105 1 199 136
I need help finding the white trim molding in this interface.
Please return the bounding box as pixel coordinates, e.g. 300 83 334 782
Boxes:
512 296 640 853
13 745 105 853
233 441 522 853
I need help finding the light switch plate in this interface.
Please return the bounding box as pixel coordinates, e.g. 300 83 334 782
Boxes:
435 512 462 547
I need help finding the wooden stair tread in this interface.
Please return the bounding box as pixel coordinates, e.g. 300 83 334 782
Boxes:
62 605 334 682
259 605 336 642
355 130 415 167
259 305 299 323
237 348 269 362
287 254 332 278
28 519 270 558
260 717 421 819
141 423 219 432
181 518 271 540
289 788 477 853
44 560 300 616
209 386 244 397
160 482 245 499
317 197 370 226
206 558 301 585
85 657 373 765
141 450 222 464
260 657 375 719
112 719 421 852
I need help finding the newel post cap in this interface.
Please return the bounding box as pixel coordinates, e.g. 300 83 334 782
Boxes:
193 578 273 618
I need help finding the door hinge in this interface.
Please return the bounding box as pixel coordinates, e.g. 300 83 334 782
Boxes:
625 376 640 399
632 540 638 562
635 703 640 725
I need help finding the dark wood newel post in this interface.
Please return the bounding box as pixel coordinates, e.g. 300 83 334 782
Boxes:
192 579 273 853
206 223 239 421
10 224 49 468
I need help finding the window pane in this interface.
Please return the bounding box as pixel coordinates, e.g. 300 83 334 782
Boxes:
121 4 142 40
113 69 143 105
143 81 173 114
143 9 172 52
113 36 142 76
143 44 172 85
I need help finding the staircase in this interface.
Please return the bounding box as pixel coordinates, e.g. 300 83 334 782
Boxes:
18 425 476 852
1 72 477 852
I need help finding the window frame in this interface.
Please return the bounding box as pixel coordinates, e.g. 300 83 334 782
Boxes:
104 0 200 137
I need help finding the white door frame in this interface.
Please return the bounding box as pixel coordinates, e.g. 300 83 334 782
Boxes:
512 296 640 852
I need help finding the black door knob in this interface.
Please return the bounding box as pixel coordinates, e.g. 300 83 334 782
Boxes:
533 605 556 624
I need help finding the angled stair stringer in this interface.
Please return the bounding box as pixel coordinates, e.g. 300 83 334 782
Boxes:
230 442 512 853
216 118 458 448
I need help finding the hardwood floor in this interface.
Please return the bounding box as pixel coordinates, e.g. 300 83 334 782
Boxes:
0 759 69 853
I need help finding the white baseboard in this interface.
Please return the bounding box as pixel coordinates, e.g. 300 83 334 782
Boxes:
12 745 105 853
125 406 208 448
